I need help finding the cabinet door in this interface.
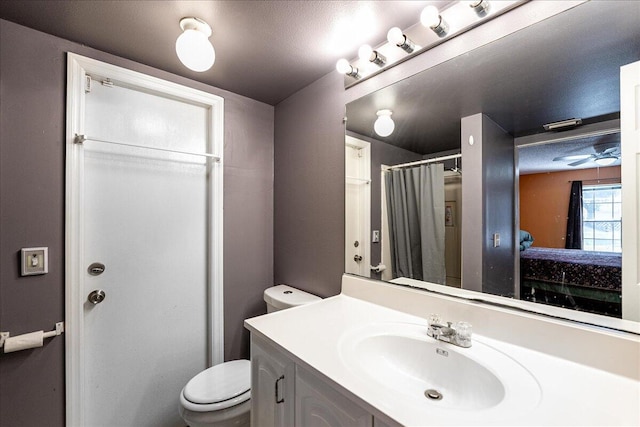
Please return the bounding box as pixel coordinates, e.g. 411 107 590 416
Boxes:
296 367 372 427
251 335 295 427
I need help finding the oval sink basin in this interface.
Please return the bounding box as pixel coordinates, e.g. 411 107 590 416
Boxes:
339 322 541 412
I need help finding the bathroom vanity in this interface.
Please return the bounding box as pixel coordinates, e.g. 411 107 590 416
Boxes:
245 275 640 427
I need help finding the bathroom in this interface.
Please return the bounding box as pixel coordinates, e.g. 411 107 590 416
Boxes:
1 1 639 426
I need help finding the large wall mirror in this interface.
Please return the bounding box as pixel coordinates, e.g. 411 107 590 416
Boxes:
344 1 640 333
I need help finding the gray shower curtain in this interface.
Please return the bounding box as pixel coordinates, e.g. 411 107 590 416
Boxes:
385 163 446 284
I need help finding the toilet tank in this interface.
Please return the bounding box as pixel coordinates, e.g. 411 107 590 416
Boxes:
263 284 321 313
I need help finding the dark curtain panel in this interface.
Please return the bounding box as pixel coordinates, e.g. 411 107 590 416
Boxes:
565 180 583 249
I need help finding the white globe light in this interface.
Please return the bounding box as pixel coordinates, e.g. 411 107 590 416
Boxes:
358 44 373 61
176 29 215 72
595 156 617 166
420 6 441 28
387 27 405 45
374 110 395 137
336 59 351 74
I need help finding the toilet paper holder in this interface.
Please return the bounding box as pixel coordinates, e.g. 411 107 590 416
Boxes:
0 322 64 350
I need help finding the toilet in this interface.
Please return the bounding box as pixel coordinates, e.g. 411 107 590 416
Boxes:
179 284 321 427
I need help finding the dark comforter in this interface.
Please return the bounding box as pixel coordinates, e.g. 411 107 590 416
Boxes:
520 247 621 291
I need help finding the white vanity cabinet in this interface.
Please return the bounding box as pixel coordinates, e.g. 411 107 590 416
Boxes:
295 367 372 427
251 334 395 427
251 335 295 427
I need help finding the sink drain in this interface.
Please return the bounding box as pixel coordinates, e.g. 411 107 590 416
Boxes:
424 389 443 401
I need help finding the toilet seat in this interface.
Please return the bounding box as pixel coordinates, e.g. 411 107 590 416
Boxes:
180 360 251 412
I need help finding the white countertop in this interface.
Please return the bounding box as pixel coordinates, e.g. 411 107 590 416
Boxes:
245 294 640 426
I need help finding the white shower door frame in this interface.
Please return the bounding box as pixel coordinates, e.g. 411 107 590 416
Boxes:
65 53 224 426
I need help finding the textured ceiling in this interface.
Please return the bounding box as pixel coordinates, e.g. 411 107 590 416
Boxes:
0 0 450 105
518 132 621 175
345 1 640 170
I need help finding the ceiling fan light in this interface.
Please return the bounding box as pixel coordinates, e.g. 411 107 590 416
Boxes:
594 156 617 166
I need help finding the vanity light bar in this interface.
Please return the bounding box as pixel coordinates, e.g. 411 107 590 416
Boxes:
338 1 524 85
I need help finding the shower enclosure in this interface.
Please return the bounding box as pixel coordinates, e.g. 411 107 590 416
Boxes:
65 54 223 427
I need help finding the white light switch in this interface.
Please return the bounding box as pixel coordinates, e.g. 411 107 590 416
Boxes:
372 230 380 243
492 233 500 248
21 247 48 276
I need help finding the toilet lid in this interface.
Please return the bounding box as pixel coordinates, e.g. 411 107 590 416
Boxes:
184 360 251 405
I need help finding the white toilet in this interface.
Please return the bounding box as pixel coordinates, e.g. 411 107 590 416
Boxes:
179 284 321 427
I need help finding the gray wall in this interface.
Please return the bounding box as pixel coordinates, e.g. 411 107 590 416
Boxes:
480 114 515 296
461 113 515 296
273 72 345 297
0 19 273 427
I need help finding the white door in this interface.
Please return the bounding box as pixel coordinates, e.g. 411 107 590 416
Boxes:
621 60 640 321
66 55 224 426
345 137 371 277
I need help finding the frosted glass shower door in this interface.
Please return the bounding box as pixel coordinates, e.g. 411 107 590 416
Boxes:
80 79 212 426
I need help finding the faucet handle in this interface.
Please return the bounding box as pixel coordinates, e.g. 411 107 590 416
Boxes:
455 321 473 343
427 313 442 326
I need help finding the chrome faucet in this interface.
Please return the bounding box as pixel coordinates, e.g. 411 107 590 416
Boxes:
427 316 472 348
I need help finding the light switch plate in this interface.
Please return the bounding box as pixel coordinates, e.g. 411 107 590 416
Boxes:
21 247 48 276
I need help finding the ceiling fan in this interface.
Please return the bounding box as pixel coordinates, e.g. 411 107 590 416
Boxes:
552 142 620 167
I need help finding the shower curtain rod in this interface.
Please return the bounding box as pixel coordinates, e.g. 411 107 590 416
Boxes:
74 134 221 162
388 153 461 170
569 177 620 184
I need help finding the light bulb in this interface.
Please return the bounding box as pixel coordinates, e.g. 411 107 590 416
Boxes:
420 6 441 28
387 27 416 54
176 21 215 72
358 44 373 61
358 44 386 66
336 59 359 78
374 110 395 137
336 59 351 74
464 0 490 16
387 27 405 45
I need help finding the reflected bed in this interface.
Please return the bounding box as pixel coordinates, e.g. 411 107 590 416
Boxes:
520 247 621 317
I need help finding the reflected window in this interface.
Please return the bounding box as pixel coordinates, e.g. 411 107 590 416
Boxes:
582 185 622 253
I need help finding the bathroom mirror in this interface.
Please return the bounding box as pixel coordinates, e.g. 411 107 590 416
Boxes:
344 1 640 332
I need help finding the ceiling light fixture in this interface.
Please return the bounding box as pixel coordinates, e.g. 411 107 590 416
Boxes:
374 110 395 137
465 1 491 17
594 156 617 167
176 17 215 72
358 44 387 67
387 27 417 54
421 6 449 37
336 59 360 78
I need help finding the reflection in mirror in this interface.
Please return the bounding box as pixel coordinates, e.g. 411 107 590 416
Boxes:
344 1 640 331
518 127 622 318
